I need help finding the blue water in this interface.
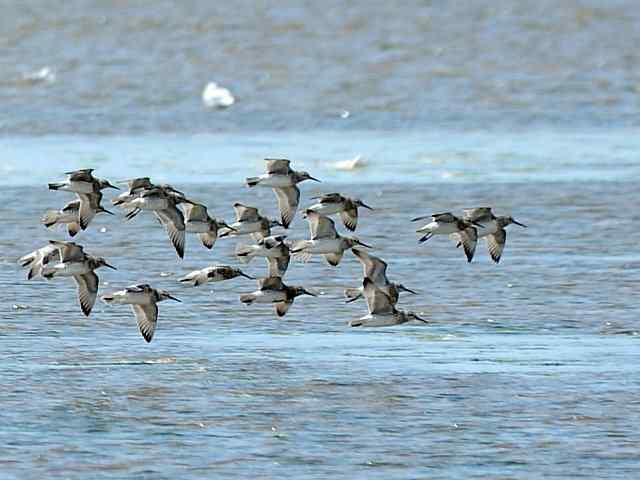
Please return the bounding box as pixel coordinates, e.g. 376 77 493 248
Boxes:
2 0 640 477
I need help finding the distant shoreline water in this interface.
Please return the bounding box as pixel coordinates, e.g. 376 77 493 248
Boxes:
1 128 639 187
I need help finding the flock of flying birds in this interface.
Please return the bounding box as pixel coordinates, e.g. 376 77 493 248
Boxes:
18 159 526 342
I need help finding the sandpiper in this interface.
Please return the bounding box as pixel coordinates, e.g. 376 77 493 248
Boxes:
183 202 235 249
412 212 484 262
101 284 181 343
290 210 372 266
240 276 316 317
111 177 155 208
344 248 417 304
41 240 116 316
462 208 527 263
48 169 119 194
125 186 192 258
349 278 427 327
19 243 65 280
235 235 291 277
42 198 112 236
246 159 320 228
179 265 254 287
219 203 283 241
307 193 373 231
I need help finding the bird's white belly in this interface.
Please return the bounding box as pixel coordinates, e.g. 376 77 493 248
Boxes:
132 197 168 210
116 291 150 305
308 239 342 254
253 290 286 303
57 212 78 224
67 181 95 194
476 221 498 238
308 203 341 215
359 313 399 327
258 174 293 188
432 222 459 235
235 221 262 234
185 221 209 233
50 261 89 276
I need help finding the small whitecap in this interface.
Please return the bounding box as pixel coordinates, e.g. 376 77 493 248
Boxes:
23 67 56 84
12 304 29 310
100 227 108 233
160 271 173 277
340 110 350 119
202 82 235 109
333 154 367 171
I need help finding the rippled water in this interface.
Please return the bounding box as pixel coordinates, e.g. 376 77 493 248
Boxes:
2 0 640 134
1 145 639 477
2 0 640 477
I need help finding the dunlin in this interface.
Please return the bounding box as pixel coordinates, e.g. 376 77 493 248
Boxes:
412 212 484 262
183 202 235 249
344 248 417 303
461 208 527 263
48 169 119 194
240 276 316 317
101 284 181 343
349 278 426 327
179 265 254 287
290 210 371 266
246 159 320 228
125 186 192 258
41 240 116 316
307 193 372 231
235 235 291 277
219 203 283 241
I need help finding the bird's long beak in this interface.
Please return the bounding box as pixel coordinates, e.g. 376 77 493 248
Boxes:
400 285 418 295
513 219 528 228
107 182 120 190
101 208 115 215
414 314 428 324
360 202 374 210
303 289 318 297
167 295 182 302
219 221 237 232
411 215 430 222
105 262 118 270
240 271 255 280
472 221 485 228
356 239 373 248
308 176 321 183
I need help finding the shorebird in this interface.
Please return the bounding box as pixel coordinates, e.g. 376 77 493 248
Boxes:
349 278 427 327
235 235 291 277
125 186 192 258
461 208 527 263
307 193 373 231
183 202 235 249
344 248 417 304
240 276 316 317
111 177 155 208
246 159 320 228
290 210 372 266
41 198 113 236
219 203 283 241
101 284 181 343
48 169 119 194
412 212 485 262
19 243 65 280
179 265 254 287
41 240 116 316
